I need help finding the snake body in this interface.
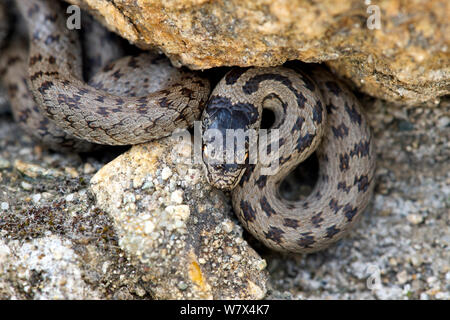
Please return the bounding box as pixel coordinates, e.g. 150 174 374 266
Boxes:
0 0 376 253
11 0 210 146
202 65 376 253
0 37 95 151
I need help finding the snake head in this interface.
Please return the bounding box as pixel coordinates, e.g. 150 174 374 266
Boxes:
201 94 258 191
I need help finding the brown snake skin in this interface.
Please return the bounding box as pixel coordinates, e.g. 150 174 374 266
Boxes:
202 65 376 253
0 12 117 151
0 37 94 151
0 0 376 253
12 0 210 146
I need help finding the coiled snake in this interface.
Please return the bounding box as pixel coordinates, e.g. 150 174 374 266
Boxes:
202 66 376 252
6 0 210 147
0 0 375 253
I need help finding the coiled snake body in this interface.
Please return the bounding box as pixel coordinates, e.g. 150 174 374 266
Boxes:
6 0 210 146
202 66 376 252
0 0 375 253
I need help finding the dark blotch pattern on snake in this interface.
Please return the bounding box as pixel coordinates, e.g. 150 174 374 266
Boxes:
202 65 376 253
0 10 122 151
9 0 210 146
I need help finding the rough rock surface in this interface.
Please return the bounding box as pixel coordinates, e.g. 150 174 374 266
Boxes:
0 132 150 299
90 138 268 299
0 235 103 299
0 85 448 299
65 0 449 105
267 97 449 299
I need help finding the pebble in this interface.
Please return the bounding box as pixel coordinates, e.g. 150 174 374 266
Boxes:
178 282 188 291
1 202 9 210
410 255 423 267
437 116 449 128
396 270 409 284
21 181 33 191
420 293 429 300
170 190 184 204
14 160 63 178
426 276 437 285
142 180 154 190
83 162 96 174
388 257 398 266
65 167 79 178
221 220 234 233
166 205 190 220
32 194 42 204
407 213 424 225
161 167 172 180
0 157 10 169
144 221 155 234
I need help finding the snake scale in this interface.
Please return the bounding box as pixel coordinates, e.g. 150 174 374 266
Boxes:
202 65 376 252
0 0 375 253
8 0 210 146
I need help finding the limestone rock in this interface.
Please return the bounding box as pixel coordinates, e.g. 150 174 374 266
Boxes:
90 136 268 300
65 0 449 105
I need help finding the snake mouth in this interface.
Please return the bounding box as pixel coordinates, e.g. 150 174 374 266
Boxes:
206 174 234 191
205 162 246 191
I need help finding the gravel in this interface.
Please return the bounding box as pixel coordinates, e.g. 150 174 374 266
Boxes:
0 91 448 299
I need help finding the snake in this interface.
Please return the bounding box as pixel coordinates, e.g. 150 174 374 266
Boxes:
202 65 376 253
4 0 210 146
0 0 376 254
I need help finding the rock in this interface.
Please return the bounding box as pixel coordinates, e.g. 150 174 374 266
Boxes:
0 119 155 299
90 136 268 300
66 0 449 105
0 235 103 299
14 159 64 179
396 270 409 285
407 213 424 225
0 183 151 300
